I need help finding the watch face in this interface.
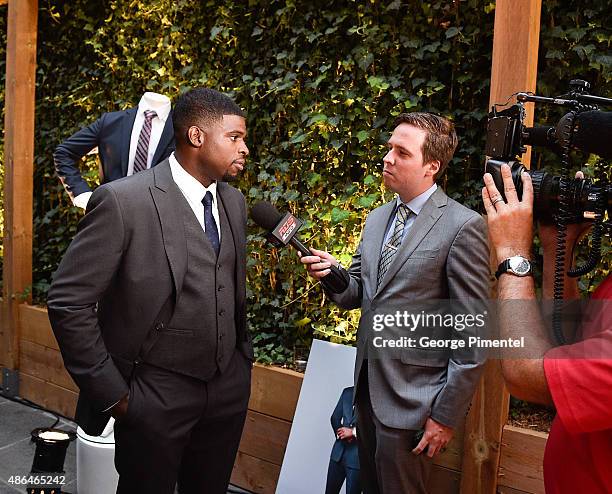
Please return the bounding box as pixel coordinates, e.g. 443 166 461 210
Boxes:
509 257 531 275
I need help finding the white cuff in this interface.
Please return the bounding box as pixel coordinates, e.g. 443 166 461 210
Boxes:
73 191 93 210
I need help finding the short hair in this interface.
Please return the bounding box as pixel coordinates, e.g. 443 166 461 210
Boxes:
173 88 244 139
393 112 458 179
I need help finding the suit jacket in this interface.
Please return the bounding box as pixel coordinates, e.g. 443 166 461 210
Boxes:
47 159 252 435
329 187 490 430
54 107 175 198
330 387 359 469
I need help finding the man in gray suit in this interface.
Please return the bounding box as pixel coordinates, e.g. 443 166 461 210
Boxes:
47 88 252 494
301 113 490 493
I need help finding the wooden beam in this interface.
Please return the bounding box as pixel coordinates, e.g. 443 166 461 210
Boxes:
460 2 542 493
1 0 38 370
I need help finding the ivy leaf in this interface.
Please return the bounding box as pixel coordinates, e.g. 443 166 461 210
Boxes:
209 26 223 40
356 130 370 143
331 208 351 224
445 27 460 39
289 133 307 144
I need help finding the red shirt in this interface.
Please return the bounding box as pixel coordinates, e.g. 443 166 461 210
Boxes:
543 275 612 494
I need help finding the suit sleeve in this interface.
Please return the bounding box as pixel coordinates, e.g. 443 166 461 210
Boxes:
47 184 129 411
330 392 344 432
326 235 364 310
54 115 106 199
430 214 491 428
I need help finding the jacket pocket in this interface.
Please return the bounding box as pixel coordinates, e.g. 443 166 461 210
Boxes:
157 326 195 337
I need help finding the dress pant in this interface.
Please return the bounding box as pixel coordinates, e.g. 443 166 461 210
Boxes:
325 457 361 494
113 349 251 494
355 366 433 494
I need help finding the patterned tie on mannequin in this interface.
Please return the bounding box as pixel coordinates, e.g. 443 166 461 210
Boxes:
202 191 220 256
377 204 411 289
132 110 157 174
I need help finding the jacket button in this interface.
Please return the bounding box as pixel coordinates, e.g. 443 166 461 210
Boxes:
156 322 165 331
219 309 225 316
217 285 224 291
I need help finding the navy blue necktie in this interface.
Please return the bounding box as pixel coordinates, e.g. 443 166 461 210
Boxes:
202 191 220 256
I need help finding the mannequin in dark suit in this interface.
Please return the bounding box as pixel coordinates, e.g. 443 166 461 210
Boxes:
326 387 361 494
47 88 251 494
54 92 175 209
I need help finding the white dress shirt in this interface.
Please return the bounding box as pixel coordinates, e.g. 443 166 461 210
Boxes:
126 92 172 176
169 152 221 240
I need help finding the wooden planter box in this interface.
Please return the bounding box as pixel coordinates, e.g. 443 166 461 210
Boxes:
10 303 547 493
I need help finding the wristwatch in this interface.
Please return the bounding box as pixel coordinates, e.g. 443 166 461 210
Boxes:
495 255 533 279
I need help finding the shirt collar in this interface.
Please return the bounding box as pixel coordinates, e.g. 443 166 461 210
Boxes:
137 92 172 122
396 183 437 215
169 152 217 205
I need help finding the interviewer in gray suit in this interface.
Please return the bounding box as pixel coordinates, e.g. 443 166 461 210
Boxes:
47 88 252 494
301 113 490 493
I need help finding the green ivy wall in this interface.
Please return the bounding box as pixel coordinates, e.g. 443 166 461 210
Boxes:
0 1 610 363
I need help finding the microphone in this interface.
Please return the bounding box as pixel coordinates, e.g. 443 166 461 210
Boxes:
250 201 350 294
571 110 612 159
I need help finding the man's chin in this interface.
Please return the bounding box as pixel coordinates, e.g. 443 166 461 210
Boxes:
221 171 240 183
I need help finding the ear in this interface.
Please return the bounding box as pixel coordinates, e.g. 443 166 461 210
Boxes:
425 160 440 177
186 126 204 147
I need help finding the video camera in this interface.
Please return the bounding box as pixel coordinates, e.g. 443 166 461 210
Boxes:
485 80 611 343
485 79 611 225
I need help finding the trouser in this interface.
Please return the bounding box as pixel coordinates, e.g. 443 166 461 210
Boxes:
325 457 361 494
113 350 251 494
355 367 433 494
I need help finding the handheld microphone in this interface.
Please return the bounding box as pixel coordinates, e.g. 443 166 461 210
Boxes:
250 201 350 294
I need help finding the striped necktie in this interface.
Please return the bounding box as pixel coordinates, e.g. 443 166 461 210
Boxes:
377 204 411 289
132 110 157 174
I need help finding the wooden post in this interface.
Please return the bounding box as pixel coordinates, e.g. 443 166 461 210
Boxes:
460 1 542 493
1 0 38 370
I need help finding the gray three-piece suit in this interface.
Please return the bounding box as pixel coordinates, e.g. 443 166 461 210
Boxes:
48 159 253 494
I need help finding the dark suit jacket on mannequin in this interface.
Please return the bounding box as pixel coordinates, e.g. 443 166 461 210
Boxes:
330 387 359 469
54 106 175 199
47 159 253 436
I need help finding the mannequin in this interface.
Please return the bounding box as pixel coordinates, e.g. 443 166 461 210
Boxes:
54 92 175 209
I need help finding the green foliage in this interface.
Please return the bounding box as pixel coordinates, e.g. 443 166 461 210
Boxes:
0 1 610 362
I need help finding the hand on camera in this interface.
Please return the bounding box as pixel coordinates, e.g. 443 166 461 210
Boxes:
483 163 534 264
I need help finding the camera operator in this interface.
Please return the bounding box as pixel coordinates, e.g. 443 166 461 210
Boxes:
482 163 612 493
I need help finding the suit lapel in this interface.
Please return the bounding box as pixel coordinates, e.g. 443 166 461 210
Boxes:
217 183 245 272
151 111 174 167
150 160 187 303
120 107 138 177
365 200 396 287
374 188 447 296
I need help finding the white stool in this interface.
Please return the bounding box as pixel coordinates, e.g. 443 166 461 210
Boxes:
76 418 119 494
